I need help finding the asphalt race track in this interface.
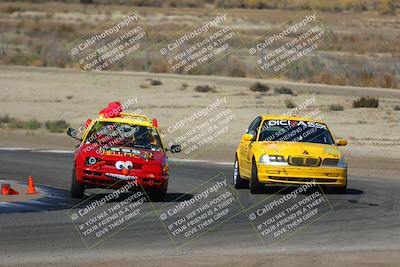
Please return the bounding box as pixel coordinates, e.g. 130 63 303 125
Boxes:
0 150 400 263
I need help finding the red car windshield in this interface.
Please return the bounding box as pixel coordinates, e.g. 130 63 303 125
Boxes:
84 121 163 150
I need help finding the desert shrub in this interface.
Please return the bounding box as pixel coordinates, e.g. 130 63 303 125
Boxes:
56 24 76 33
0 117 21 128
4 6 24 13
24 119 41 129
393 105 400 111
249 82 269 92
274 86 293 95
285 99 296 109
382 74 395 88
311 73 347 86
194 85 216 93
353 97 379 108
45 120 69 133
180 82 189 90
150 79 162 86
0 115 12 124
0 116 41 129
150 61 170 73
226 58 247 77
378 0 396 15
329 104 344 111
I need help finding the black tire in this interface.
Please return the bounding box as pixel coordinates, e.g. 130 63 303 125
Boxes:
147 181 168 202
329 177 347 194
71 167 85 199
149 190 166 202
250 159 265 194
233 155 249 189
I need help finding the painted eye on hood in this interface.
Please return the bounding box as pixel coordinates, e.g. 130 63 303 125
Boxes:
124 161 133 170
115 161 125 170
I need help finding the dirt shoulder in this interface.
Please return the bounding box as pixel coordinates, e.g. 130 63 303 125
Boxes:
3 249 400 267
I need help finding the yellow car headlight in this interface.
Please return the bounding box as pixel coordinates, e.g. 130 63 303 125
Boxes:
337 156 347 168
259 154 288 166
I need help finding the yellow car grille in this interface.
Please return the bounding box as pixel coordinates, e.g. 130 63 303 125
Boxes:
288 156 321 167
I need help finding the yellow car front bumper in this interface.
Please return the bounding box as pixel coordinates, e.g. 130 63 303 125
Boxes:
256 163 347 187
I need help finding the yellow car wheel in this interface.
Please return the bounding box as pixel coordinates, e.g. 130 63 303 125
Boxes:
250 159 265 194
233 155 249 189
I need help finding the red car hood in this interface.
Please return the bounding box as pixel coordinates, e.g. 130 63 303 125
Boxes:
77 143 165 164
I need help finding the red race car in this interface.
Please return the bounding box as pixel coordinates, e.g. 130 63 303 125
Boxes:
67 102 181 201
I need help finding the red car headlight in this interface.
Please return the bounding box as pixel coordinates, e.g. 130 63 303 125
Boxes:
85 157 103 165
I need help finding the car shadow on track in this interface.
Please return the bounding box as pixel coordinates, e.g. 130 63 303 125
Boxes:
85 192 194 203
251 185 364 195
0 185 81 213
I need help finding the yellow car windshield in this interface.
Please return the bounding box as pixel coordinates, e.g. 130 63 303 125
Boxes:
258 120 334 145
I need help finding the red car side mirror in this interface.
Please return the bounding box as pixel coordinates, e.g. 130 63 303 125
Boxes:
152 118 158 128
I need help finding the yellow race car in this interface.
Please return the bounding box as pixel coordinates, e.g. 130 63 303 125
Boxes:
233 115 348 194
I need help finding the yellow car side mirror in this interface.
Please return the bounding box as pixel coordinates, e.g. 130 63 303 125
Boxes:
242 133 254 141
336 139 348 146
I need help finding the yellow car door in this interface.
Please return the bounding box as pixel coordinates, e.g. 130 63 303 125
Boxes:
240 116 262 178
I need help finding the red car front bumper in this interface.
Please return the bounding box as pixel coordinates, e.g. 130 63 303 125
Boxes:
75 166 168 190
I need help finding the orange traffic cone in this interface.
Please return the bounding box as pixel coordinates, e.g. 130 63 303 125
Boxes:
27 176 36 194
1 183 10 195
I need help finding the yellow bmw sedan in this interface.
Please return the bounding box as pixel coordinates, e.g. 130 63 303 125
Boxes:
233 115 348 194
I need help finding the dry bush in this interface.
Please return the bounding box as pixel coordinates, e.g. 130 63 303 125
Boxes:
285 99 296 109
329 104 344 111
0 115 41 130
3 6 25 13
226 58 247 77
380 74 398 89
353 97 379 108
312 73 347 86
249 82 269 92
194 85 217 93
274 86 293 95
150 79 162 86
45 120 69 133
377 0 396 15
149 61 170 73
180 82 189 90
